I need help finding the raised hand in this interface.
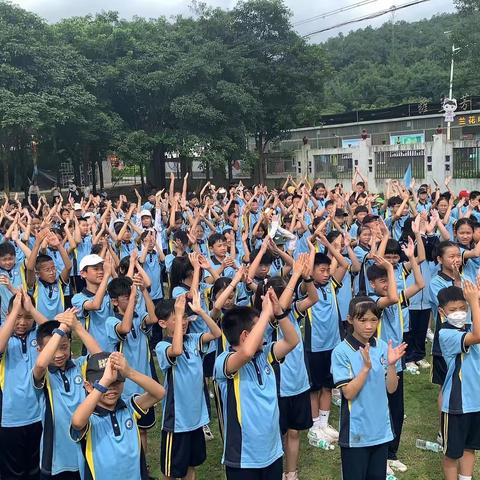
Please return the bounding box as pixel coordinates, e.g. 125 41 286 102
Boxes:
360 343 372 370
188 288 203 314
463 280 479 305
100 356 119 387
387 340 407 366
175 294 186 316
401 237 415 258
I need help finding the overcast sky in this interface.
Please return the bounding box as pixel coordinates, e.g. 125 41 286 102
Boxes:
14 0 456 41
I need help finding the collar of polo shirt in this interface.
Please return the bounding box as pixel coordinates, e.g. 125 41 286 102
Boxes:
344 333 377 351
48 359 75 373
93 398 127 416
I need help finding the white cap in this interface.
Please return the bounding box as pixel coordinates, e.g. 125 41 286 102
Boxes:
84 212 95 219
140 209 152 217
74 203 82 211
79 254 104 271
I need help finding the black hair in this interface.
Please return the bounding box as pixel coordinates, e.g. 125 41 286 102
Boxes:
385 239 401 256
387 196 402 208
470 190 480 200
117 255 136 277
433 240 459 260
36 320 71 345
35 254 54 270
367 264 387 282
250 248 274 266
253 277 286 311
222 306 259 346
173 230 189 246
107 276 133 299
170 256 193 296
326 230 342 243
208 233 227 248
354 206 369 215
454 218 475 233
314 252 331 266
113 222 125 235
348 296 382 320
0 241 16 258
210 277 233 310
325 200 334 208
437 286 465 309
90 244 103 255
155 299 176 321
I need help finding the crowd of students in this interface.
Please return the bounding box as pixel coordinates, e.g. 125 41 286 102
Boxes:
0 170 479 480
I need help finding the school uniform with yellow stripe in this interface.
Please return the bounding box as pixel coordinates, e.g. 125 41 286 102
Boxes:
70 396 149 480
32 278 67 320
214 342 284 469
332 334 394 448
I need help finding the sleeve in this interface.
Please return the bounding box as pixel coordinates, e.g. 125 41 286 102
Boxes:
30 368 45 393
265 342 284 366
73 355 89 370
139 312 152 335
70 422 90 443
155 341 176 371
331 347 354 389
331 277 343 291
195 333 210 355
130 394 149 420
440 329 468 358
292 301 306 323
214 351 236 381
105 316 124 347
71 294 87 322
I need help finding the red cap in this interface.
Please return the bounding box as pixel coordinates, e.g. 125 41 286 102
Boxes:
459 190 470 199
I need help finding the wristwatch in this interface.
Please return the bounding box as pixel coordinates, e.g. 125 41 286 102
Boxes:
52 328 66 337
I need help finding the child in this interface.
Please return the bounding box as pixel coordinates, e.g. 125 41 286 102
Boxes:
70 351 165 479
438 283 480 480
205 233 236 281
0 241 25 323
214 289 299 479
26 229 72 319
155 292 221 480
367 243 424 474
72 254 113 351
0 290 48 480
105 277 158 453
332 296 407 480
305 234 349 445
32 310 102 479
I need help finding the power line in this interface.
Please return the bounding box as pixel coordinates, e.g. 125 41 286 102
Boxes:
294 0 381 27
302 0 431 38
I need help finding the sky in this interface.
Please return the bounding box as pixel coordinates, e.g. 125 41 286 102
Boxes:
14 0 456 41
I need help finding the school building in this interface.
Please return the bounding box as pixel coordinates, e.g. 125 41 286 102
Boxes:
263 96 480 192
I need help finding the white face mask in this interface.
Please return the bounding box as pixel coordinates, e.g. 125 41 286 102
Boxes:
446 310 468 328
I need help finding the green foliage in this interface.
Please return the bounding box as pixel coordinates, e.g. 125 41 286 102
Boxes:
321 13 477 112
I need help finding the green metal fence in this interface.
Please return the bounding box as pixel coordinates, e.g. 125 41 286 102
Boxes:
374 148 424 180
453 147 480 179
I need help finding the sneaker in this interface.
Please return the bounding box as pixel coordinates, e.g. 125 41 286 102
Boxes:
323 424 339 442
416 359 431 369
386 463 395 476
388 459 408 473
405 362 420 375
426 328 434 342
308 426 330 442
283 472 299 480
203 424 214 441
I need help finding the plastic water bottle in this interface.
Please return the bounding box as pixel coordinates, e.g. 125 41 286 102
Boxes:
386 475 397 480
308 437 334 450
416 439 443 452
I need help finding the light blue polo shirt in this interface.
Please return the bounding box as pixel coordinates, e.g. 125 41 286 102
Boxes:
332 334 394 448
0 328 42 427
72 289 113 351
440 324 480 414
33 357 87 475
156 333 210 433
214 343 284 468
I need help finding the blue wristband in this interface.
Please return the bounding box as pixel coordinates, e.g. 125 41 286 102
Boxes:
93 380 108 394
52 328 66 337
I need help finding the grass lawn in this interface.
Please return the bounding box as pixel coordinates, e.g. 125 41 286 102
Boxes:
144 359 480 479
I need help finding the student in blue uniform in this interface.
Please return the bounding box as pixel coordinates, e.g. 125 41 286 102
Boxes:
72 254 113 351
304 234 349 445
259 254 318 480
367 242 424 474
0 290 48 480
26 229 72 319
214 289 299 480
332 296 407 480
0 241 27 323
155 292 221 480
71 351 165 480
32 310 102 479
438 283 480 480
